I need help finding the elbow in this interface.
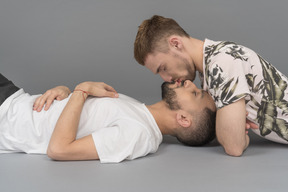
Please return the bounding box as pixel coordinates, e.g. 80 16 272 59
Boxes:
225 149 243 157
224 146 244 157
218 137 249 157
47 145 66 161
222 137 249 157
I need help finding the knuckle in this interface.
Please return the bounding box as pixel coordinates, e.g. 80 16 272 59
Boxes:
34 98 40 104
47 98 54 103
45 90 52 95
38 98 44 104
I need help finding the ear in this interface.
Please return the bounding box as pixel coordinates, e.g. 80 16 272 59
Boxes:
169 36 183 50
176 111 192 128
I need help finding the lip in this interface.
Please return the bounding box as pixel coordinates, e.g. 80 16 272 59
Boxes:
175 79 186 86
175 80 182 87
166 80 181 89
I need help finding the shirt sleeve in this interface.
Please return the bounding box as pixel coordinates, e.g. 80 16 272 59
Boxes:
91 120 153 163
205 50 252 109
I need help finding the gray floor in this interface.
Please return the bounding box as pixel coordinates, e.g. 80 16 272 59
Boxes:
0 132 287 192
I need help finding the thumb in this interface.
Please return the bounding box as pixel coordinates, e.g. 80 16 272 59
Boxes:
102 90 119 98
247 119 259 129
106 91 119 98
56 96 65 100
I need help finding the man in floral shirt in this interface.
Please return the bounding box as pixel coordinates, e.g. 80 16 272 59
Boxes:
202 40 288 144
134 15 288 156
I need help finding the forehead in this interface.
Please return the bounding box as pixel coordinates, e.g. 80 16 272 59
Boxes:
144 52 167 74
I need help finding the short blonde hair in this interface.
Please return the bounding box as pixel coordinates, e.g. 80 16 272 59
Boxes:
134 15 189 65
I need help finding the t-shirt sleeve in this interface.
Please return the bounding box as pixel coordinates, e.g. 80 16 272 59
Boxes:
91 121 153 163
206 51 251 109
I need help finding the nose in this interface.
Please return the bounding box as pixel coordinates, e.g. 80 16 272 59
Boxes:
184 80 198 90
160 74 173 82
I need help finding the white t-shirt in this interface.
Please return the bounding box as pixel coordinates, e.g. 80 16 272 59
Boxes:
0 89 162 163
201 39 288 144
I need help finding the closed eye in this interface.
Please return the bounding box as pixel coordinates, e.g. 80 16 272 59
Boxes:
156 67 160 74
157 64 166 74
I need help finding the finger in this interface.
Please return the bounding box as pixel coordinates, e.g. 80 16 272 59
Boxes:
246 119 259 129
56 92 69 101
246 123 250 129
56 96 62 100
250 124 259 129
36 94 51 112
104 84 118 94
36 98 46 112
33 96 42 110
103 85 118 98
44 98 55 111
34 96 47 112
56 93 67 100
104 90 119 98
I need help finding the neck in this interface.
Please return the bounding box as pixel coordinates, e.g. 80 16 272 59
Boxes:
146 101 176 136
187 37 204 73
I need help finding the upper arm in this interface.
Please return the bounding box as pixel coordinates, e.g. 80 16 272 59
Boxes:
216 98 249 156
47 135 99 161
204 42 253 156
91 124 151 163
205 48 251 109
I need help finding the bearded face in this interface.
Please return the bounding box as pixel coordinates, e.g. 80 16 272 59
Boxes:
161 81 182 110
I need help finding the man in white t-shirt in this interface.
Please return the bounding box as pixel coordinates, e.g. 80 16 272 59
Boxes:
0 74 216 163
134 15 288 157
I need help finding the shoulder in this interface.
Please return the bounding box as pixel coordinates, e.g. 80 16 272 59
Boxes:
117 94 143 105
204 40 253 79
204 39 252 64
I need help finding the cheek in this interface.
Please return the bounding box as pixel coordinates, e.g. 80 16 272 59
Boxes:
181 95 195 106
169 64 185 75
207 98 216 111
178 63 190 75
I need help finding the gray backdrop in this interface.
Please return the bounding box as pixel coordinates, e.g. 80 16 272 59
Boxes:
1 1 288 192
1 0 288 104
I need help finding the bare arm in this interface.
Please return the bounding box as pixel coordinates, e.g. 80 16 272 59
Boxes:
216 98 249 157
47 82 118 161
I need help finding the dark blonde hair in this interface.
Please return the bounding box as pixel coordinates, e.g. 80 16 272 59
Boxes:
134 15 189 65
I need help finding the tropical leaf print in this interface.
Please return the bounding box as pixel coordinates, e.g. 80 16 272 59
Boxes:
257 55 288 140
245 74 264 93
204 40 288 141
204 41 288 141
205 41 248 64
209 64 224 89
220 77 246 105
225 45 248 61
210 75 245 107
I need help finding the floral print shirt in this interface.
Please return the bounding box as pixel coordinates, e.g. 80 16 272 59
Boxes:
201 39 288 144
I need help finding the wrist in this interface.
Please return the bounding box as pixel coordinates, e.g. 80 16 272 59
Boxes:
73 89 89 100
